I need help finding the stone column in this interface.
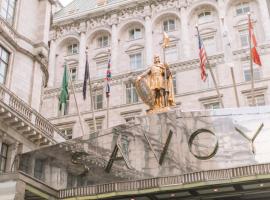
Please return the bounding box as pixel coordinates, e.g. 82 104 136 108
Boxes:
180 6 191 59
15 180 26 200
258 0 270 41
78 29 87 80
144 5 153 66
111 14 118 72
48 39 56 87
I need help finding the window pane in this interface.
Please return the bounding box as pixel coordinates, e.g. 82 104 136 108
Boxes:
0 0 16 25
130 53 142 70
165 46 177 63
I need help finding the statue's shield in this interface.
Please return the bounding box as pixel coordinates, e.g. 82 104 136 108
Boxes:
135 77 155 108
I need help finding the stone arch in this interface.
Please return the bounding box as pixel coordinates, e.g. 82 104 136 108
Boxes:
86 27 111 45
187 1 220 20
118 19 145 34
152 11 181 30
55 34 80 49
225 0 259 13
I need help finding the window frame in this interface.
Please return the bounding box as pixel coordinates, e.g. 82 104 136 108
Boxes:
247 94 266 107
236 2 250 16
163 19 176 32
129 52 142 70
97 35 109 48
0 0 17 25
0 143 8 173
67 43 79 55
0 45 9 84
129 27 142 40
93 89 103 110
198 11 212 24
126 81 139 104
242 63 262 82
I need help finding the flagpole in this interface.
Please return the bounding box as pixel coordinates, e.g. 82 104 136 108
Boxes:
230 67 240 107
86 49 97 132
196 25 224 108
248 13 255 106
106 50 111 129
65 62 86 136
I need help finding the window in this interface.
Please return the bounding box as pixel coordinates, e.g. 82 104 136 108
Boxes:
198 11 212 24
203 37 216 55
0 143 8 173
239 30 249 47
163 19 175 32
126 82 138 104
34 159 44 180
0 0 16 25
165 46 178 63
96 60 108 69
247 94 266 106
130 53 142 70
243 63 262 82
69 68 77 81
67 43 79 55
97 35 109 48
236 2 250 16
93 90 103 110
0 46 9 84
204 102 221 109
61 128 73 140
129 28 142 40
88 119 103 133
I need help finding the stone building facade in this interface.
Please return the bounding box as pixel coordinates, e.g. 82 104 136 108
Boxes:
44 0 270 139
0 0 65 199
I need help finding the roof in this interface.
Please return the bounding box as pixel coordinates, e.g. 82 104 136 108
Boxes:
54 0 122 19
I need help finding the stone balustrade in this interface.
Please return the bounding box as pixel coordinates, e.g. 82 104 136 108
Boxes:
59 163 270 198
0 84 64 143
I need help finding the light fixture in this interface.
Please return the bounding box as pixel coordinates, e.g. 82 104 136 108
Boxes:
213 188 218 192
260 183 264 187
170 194 175 197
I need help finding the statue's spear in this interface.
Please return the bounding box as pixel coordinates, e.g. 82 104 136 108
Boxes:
162 32 170 107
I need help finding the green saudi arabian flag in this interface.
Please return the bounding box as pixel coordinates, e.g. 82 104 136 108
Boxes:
59 64 69 111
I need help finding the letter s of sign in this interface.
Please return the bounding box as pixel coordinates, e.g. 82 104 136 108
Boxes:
188 129 219 160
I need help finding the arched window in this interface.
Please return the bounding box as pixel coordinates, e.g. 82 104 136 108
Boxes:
129 28 142 40
67 43 79 55
163 19 175 32
198 11 212 24
236 2 250 16
97 35 109 48
0 0 16 25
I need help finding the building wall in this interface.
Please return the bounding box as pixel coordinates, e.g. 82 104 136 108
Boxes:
44 0 270 139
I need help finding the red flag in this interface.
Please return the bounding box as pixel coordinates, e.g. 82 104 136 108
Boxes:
249 16 262 66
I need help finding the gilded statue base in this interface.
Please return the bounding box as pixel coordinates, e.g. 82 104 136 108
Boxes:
146 107 170 114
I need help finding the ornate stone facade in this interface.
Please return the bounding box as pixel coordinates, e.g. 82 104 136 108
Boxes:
44 0 270 139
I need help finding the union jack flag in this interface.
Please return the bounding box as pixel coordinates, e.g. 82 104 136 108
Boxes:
197 27 208 81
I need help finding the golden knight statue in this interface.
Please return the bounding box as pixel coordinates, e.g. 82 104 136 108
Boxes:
136 55 176 113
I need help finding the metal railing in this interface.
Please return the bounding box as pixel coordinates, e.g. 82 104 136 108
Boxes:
0 84 64 141
59 163 270 198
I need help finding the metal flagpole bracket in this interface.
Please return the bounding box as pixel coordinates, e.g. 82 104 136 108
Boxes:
105 133 132 173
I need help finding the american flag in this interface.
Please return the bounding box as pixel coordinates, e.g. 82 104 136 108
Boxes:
105 59 111 98
197 27 208 81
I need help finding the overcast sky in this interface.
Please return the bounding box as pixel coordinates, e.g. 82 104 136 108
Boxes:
60 0 73 6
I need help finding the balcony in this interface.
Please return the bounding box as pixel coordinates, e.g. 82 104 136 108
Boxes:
0 84 65 146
